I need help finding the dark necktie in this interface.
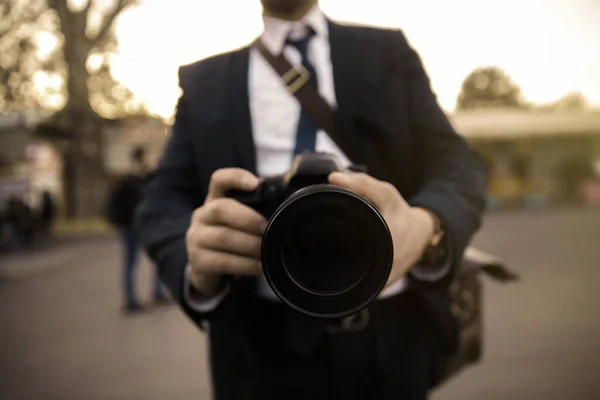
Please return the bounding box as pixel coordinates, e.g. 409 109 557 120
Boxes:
286 30 318 156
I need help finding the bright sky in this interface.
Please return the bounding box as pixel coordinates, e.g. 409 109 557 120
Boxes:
111 0 600 119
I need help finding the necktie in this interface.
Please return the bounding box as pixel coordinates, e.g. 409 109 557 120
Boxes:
286 30 318 156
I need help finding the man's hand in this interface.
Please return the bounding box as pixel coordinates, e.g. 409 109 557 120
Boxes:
186 168 267 295
329 172 435 287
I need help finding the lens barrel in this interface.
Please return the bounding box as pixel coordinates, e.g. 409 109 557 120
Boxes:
261 184 394 318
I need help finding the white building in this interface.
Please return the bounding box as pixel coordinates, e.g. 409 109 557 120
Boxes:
450 109 600 206
0 112 61 210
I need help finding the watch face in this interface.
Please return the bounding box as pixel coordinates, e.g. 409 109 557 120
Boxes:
436 243 447 261
431 230 444 247
426 232 447 266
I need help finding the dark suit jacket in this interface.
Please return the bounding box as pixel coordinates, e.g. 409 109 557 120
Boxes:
136 19 487 395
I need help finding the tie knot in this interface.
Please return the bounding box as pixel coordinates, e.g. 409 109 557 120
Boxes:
285 28 316 55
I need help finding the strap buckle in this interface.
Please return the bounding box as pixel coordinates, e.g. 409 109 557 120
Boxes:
282 65 310 94
324 309 370 334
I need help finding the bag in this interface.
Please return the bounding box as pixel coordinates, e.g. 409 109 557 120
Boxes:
105 176 144 226
430 247 519 386
254 39 520 386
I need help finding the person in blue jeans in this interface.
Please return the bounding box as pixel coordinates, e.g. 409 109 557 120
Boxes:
107 147 170 314
119 223 168 312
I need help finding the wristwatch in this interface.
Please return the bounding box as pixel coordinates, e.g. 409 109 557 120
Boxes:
420 209 447 266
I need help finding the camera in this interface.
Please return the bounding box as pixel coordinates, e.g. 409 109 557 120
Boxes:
228 152 394 318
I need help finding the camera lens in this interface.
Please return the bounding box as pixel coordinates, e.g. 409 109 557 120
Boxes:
281 209 370 295
261 184 394 318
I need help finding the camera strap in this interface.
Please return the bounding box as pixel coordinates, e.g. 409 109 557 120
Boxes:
253 38 344 154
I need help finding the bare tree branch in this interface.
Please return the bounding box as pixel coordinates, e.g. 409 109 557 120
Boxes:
47 0 69 24
82 0 93 15
0 1 15 38
0 0 46 38
91 0 134 48
2 0 143 116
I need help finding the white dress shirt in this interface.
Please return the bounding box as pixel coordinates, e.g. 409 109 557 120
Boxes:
184 6 446 312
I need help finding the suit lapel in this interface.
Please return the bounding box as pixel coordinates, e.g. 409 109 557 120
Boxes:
227 47 257 175
329 20 386 177
327 21 398 184
224 47 260 296
328 20 372 171
328 20 356 130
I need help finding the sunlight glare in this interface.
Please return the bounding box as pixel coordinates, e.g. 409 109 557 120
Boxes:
110 0 600 118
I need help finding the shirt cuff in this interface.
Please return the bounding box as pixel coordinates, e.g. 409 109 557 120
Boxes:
410 257 452 282
409 211 453 283
183 265 230 313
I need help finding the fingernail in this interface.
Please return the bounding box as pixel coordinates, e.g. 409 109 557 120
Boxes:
243 176 258 189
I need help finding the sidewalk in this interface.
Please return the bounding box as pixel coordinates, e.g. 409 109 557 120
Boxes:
52 218 112 237
0 218 115 281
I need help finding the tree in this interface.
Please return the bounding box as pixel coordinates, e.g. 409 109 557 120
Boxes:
1 0 142 115
1 0 142 217
0 0 49 111
47 0 141 116
542 92 589 112
456 66 527 111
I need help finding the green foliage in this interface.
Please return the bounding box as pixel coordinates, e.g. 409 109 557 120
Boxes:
0 0 51 110
0 0 144 118
538 92 589 112
457 66 527 110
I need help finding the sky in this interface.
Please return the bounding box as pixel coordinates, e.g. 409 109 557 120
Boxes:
110 0 600 118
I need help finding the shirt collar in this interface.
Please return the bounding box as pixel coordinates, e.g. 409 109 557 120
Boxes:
260 5 328 55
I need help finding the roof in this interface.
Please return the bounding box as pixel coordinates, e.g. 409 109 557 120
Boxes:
450 109 600 140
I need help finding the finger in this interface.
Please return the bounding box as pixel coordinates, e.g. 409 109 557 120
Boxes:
328 172 396 210
196 225 262 260
190 249 262 276
196 198 267 235
207 168 260 200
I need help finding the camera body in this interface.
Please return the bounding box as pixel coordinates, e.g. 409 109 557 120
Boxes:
228 152 393 318
227 152 366 218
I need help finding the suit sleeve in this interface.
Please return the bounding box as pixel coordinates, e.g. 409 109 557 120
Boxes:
395 30 488 291
135 66 212 328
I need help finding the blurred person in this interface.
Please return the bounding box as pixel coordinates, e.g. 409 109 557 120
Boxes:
107 147 169 314
137 0 486 399
0 208 10 252
6 197 35 249
37 190 56 244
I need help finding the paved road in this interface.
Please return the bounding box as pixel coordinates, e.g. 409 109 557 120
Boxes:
1 208 599 399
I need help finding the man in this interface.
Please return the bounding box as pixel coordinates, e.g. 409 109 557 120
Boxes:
137 0 487 398
107 147 169 313
37 190 56 245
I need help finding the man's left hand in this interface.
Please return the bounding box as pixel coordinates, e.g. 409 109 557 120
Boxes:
329 171 435 287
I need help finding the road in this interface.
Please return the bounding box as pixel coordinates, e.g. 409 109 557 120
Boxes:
1 208 599 399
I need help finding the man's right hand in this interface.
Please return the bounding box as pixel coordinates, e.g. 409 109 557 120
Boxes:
186 168 267 295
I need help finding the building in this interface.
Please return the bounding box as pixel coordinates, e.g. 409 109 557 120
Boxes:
0 112 60 211
450 109 600 207
4 109 599 214
103 116 168 176
0 112 43 167
1 112 167 216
